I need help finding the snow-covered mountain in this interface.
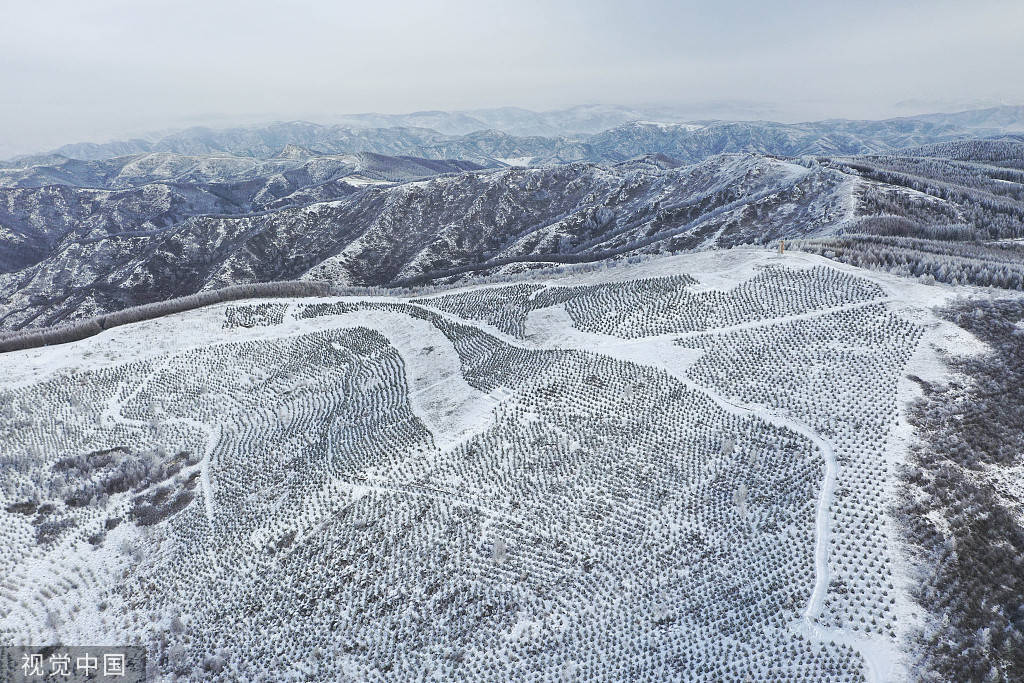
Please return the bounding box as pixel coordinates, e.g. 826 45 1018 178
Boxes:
1 249 1018 680
4 132 1024 333
0 153 859 329
1 108 1023 682
0 153 486 277
584 117 973 162
902 105 1024 132
0 151 483 190
9 106 1023 168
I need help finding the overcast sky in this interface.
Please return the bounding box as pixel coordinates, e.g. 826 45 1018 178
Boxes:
1 0 1022 157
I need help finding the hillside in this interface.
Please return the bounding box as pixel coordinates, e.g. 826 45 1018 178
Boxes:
0 151 484 191
4 135 1024 335
3 249 1009 680
4 0 1023 675
8 106 1024 169
0 154 850 330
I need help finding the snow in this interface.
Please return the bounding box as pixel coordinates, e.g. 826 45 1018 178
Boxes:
517 296 872 680
634 121 705 131
523 304 703 380
496 156 534 167
1 246 1006 680
291 307 502 451
339 174 391 187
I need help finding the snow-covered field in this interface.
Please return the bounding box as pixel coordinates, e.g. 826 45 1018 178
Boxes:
0 249 982 680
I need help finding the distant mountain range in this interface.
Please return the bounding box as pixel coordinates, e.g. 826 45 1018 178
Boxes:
0 149 482 191
6 105 1024 168
330 104 656 137
5 137 1024 331
0 154 815 326
1 107 1023 333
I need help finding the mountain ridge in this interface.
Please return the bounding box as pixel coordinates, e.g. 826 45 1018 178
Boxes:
7 106 1024 168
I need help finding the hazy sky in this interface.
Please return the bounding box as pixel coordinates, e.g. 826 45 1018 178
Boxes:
2 0 1022 156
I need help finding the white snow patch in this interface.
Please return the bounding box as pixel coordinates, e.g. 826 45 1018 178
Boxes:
298 309 500 451
634 121 705 131
496 156 534 167
340 174 391 187
524 305 702 381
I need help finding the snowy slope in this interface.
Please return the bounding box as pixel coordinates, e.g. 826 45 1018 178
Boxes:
0 249 985 681
0 154 857 331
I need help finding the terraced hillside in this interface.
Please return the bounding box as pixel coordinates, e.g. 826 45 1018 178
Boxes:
1 249 1001 681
